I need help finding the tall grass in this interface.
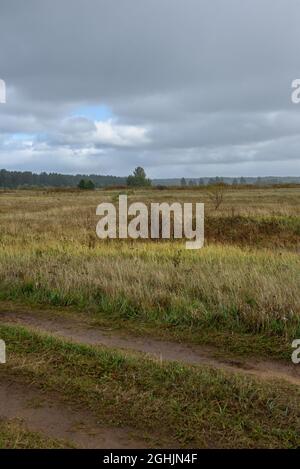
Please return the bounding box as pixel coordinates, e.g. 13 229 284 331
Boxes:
0 188 299 337
0 242 299 337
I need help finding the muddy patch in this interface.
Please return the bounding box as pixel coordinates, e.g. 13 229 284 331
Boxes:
0 379 148 449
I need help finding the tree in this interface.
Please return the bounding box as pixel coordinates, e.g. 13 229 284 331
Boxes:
85 179 95 190
180 177 187 187
78 179 95 190
207 185 226 210
78 179 86 190
127 167 151 187
133 167 146 179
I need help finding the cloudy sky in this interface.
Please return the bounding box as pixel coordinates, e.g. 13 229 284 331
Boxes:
0 0 300 177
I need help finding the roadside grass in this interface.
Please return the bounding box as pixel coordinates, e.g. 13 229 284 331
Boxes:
0 323 299 448
0 418 71 449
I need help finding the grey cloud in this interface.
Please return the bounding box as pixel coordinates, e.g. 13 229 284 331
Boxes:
0 0 300 176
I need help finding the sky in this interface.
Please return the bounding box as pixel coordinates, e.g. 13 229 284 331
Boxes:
0 0 300 178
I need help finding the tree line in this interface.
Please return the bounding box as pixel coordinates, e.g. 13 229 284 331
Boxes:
0 167 151 190
0 168 298 189
0 169 126 189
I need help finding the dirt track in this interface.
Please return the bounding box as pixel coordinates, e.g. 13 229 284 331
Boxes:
2 310 300 386
0 379 147 448
1 308 299 448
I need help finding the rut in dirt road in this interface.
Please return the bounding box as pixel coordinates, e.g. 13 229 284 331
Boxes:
0 379 149 449
2 310 300 386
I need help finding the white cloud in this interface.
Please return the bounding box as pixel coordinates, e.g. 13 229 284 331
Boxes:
94 120 149 147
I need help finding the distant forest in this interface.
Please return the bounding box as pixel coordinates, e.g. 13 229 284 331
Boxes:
0 169 299 188
0 169 126 188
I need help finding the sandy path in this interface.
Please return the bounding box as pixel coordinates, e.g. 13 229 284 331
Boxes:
0 378 149 448
2 310 300 386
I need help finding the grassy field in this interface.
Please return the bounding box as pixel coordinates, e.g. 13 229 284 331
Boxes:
0 185 299 447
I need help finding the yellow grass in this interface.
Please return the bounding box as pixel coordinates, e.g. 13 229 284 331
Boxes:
0 187 299 337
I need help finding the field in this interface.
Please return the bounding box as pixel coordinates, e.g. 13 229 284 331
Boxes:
0 185 299 448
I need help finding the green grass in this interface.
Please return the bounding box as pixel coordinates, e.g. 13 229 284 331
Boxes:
1 323 299 448
0 242 298 348
90 312 294 362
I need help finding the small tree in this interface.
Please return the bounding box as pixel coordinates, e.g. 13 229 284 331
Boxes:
86 179 95 190
180 177 187 187
208 184 226 210
78 179 86 190
133 167 146 179
127 167 151 187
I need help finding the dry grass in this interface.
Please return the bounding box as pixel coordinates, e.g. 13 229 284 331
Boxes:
0 243 299 336
0 187 299 338
0 187 299 249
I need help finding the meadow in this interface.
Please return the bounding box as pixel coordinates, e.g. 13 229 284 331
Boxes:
0 185 299 448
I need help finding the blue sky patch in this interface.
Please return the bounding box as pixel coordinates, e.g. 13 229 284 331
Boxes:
71 105 113 121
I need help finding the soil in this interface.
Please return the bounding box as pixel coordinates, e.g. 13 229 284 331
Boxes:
0 378 149 448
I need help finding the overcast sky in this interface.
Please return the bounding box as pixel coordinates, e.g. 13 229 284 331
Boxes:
0 0 300 177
